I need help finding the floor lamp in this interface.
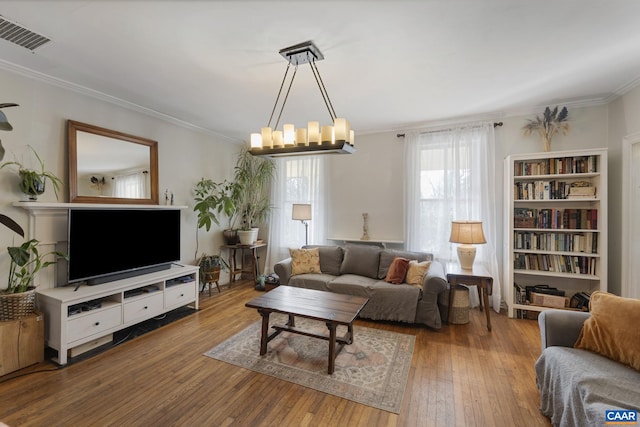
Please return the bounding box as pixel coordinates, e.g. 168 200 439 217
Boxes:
292 204 312 246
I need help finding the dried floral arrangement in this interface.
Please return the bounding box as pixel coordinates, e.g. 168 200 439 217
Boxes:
522 106 569 152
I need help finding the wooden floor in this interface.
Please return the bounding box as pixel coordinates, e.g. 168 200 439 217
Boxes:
0 281 552 427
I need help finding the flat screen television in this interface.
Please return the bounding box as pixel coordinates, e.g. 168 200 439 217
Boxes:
68 209 181 285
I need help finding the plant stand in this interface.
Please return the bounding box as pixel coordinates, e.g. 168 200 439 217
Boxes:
0 311 44 376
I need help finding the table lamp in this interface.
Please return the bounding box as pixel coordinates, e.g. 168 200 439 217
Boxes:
292 204 312 245
449 220 486 270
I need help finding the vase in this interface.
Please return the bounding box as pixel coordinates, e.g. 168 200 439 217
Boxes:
223 229 240 245
542 135 552 152
18 171 45 200
238 229 258 245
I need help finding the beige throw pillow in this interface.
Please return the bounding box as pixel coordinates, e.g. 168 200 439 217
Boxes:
406 260 431 287
574 291 640 371
289 248 321 275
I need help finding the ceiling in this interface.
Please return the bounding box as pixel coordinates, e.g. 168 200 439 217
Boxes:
1 1 640 143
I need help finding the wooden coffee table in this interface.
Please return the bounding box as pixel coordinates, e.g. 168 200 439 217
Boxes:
245 286 369 374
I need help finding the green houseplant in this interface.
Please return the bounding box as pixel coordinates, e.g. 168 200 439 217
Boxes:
0 237 68 321
193 178 242 258
0 145 63 200
233 148 275 244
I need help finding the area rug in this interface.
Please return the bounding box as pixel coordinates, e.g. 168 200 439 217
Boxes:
204 314 414 413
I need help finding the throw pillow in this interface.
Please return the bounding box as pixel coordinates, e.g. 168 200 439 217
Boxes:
289 248 321 275
378 249 433 279
405 260 432 287
385 257 410 284
303 245 344 276
339 244 382 279
574 291 640 371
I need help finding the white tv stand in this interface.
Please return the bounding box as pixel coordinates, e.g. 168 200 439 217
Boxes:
37 264 200 365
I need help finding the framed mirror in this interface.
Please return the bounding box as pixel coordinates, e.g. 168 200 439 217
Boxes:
68 120 159 204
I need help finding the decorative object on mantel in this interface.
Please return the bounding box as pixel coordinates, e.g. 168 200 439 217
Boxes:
0 145 63 200
361 212 370 240
522 106 569 152
248 40 355 158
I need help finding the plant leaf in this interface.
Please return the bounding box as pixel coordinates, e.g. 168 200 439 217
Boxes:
0 214 24 237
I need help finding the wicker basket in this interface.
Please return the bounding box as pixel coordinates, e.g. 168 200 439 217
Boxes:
450 285 470 325
0 288 37 321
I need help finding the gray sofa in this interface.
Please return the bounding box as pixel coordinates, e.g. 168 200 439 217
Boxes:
273 244 450 329
535 309 640 427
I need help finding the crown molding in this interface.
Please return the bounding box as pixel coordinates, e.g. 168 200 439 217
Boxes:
0 59 240 142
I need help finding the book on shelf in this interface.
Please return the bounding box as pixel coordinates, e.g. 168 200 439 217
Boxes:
514 253 596 275
513 208 598 230
513 231 598 254
514 155 598 177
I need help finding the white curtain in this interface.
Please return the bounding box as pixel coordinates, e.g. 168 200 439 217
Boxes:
112 170 148 198
264 155 328 274
404 122 502 312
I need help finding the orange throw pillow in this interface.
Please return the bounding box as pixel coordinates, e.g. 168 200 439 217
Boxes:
385 257 410 284
574 291 640 371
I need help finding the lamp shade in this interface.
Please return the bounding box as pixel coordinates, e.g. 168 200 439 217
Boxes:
449 221 486 244
292 204 312 221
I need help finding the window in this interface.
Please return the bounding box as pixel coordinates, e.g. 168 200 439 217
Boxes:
405 123 501 310
264 156 327 271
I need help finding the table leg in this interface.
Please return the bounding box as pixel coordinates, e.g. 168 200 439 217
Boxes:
251 248 259 283
481 284 492 332
228 248 236 284
447 278 457 324
326 321 337 374
258 309 270 355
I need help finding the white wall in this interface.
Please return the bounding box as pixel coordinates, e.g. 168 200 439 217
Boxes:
0 68 243 284
327 105 611 303
606 84 640 295
328 131 405 241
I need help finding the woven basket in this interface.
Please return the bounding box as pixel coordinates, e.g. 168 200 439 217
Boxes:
450 285 470 325
0 288 37 321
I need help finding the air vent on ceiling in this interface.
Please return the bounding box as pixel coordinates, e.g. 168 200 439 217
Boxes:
0 15 51 51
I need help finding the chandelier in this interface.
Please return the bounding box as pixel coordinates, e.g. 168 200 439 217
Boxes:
249 40 355 157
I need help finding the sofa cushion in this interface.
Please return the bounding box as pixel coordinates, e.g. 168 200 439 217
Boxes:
339 244 382 279
406 260 432 287
574 291 640 371
385 257 410 284
289 248 321 275
378 249 433 280
303 245 344 276
287 273 335 292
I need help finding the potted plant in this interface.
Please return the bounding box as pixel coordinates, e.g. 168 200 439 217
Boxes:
193 178 242 258
234 148 275 244
197 253 230 296
0 238 68 321
0 145 63 200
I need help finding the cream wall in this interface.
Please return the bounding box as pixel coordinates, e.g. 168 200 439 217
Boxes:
327 105 612 302
0 68 243 282
606 84 640 295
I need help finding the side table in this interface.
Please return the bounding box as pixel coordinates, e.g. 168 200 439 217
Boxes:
446 263 493 331
222 243 267 285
